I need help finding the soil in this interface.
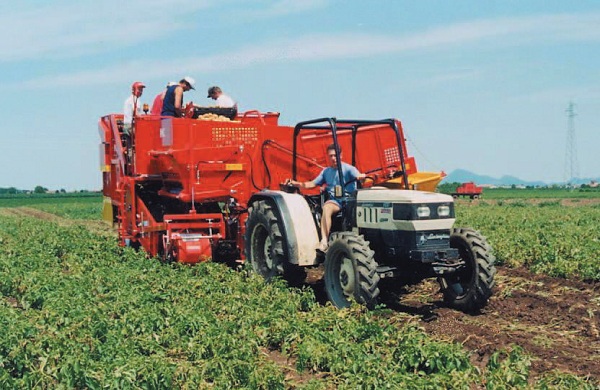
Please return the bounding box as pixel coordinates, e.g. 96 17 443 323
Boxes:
306 265 600 383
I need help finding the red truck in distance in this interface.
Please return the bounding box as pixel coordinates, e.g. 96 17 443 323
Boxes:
452 182 483 199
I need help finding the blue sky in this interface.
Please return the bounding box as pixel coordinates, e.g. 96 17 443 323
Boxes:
1 0 599 191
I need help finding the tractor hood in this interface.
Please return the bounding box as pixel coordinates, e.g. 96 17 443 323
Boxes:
356 188 453 204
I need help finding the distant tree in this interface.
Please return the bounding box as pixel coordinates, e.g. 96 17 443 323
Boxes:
0 187 18 194
437 181 461 194
60 188 66 193
34 186 48 194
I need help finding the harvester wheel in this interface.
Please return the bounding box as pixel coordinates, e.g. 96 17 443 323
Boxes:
324 232 380 309
439 228 496 313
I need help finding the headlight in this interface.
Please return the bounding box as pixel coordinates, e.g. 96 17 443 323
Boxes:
416 206 431 218
437 205 450 217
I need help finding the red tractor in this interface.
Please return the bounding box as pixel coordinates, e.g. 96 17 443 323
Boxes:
99 105 495 311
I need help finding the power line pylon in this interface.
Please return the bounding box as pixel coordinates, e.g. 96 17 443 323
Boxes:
564 101 579 186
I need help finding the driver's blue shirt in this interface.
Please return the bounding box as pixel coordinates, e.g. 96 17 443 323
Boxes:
313 162 360 206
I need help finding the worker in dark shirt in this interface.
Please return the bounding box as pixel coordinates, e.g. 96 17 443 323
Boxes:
161 76 195 117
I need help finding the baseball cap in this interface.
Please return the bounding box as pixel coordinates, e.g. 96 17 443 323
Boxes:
132 81 146 89
183 76 195 90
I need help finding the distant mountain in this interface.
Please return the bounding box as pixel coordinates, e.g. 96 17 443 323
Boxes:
442 169 546 186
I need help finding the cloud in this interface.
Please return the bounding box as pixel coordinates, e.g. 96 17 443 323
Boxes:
510 85 600 103
236 0 329 19
0 0 330 63
19 11 600 89
0 1 212 62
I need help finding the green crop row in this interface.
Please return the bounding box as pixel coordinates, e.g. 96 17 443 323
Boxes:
1 211 595 389
455 202 600 281
0 193 102 220
477 188 600 199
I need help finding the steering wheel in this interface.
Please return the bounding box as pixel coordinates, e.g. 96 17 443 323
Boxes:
344 176 376 190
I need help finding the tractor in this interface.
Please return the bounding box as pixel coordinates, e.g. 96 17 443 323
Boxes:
99 106 495 312
244 118 496 311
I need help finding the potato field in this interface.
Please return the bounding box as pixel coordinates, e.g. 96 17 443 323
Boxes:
0 193 598 389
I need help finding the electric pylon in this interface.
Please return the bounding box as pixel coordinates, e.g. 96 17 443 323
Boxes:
564 101 579 186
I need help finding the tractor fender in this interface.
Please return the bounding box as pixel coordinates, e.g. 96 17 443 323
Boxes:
248 190 319 266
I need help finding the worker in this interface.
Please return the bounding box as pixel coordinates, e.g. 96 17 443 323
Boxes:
287 144 365 252
123 81 145 134
207 86 236 108
150 81 178 115
162 76 195 117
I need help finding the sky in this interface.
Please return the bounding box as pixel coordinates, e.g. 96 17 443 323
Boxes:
1 0 599 191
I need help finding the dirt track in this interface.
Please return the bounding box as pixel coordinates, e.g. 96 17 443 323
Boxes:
307 265 600 381
390 267 599 380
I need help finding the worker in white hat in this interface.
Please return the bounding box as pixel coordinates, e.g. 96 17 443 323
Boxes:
123 81 145 133
161 76 195 117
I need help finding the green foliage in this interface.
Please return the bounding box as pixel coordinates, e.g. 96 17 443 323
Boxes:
534 371 598 390
456 202 600 281
485 346 531 389
437 181 462 194
0 213 481 388
0 193 102 214
33 185 48 194
482 187 600 199
1 195 597 387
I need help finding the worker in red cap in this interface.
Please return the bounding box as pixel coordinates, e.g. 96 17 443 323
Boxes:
123 81 146 134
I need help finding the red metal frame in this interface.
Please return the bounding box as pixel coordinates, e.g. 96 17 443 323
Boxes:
99 110 420 263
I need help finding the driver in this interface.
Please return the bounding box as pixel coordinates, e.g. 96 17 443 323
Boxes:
287 144 365 252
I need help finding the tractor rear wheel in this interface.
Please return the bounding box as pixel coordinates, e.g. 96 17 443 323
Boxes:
245 200 306 285
439 227 496 312
245 200 286 281
324 232 380 309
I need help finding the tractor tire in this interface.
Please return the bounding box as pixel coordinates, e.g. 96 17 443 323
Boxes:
439 227 496 313
245 200 306 285
324 232 380 309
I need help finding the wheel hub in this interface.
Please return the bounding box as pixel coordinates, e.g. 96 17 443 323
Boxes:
339 257 355 297
263 236 273 269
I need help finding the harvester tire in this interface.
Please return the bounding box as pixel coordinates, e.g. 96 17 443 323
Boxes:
324 232 380 309
245 200 306 285
439 227 496 313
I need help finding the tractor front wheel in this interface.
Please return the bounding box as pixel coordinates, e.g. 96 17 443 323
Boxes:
439 227 496 312
324 232 380 309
